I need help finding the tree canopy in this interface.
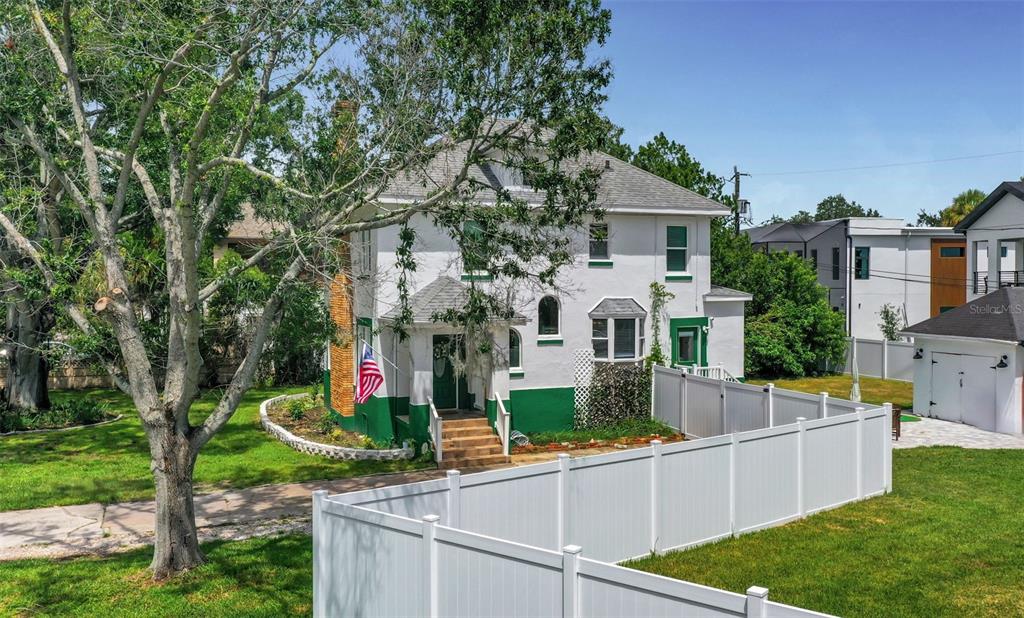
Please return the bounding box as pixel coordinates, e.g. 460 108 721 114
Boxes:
768 193 880 224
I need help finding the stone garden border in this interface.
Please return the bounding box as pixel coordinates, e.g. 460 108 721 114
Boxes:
260 393 414 461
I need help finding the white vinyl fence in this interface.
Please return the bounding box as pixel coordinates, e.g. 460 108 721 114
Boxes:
652 366 868 438
313 375 892 618
833 337 915 382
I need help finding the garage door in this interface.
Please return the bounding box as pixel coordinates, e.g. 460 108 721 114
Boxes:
929 352 997 431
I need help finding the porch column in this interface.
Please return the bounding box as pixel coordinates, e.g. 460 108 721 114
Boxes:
989 239 1001 290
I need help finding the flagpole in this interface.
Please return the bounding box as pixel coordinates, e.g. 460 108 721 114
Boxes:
360 339 405 375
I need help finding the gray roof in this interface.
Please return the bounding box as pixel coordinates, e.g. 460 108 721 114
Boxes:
745 220 845 244
902 287 1024 342
381 276 526 324
953 181 1024 232
704 285 753 300
379 132 730 214
589 298 647 318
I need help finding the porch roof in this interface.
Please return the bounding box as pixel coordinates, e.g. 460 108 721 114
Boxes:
381 275 527 325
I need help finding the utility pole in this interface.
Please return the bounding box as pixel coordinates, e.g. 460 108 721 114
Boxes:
731 166 750 235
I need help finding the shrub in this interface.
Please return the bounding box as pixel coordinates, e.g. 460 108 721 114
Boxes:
0 399 108 432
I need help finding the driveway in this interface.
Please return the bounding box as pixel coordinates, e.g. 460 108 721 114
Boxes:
895 415 1024 449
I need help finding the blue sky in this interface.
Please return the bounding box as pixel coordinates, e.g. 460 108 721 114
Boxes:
601 1 1024 223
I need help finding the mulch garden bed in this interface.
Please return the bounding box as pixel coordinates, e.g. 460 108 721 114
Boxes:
511 432 685 454
267 404 385 449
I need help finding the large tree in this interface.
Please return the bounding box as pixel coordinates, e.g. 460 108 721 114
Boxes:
1 0 611 578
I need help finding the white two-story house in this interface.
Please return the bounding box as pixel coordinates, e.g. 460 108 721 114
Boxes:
324 144 750 446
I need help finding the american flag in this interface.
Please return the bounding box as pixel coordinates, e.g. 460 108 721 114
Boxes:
355 342 384 404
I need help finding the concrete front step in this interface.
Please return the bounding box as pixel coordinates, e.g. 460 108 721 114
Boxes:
441 417 490 429
442 426 494 439
439 454 511 470
441 435 496 449
444 444 503 459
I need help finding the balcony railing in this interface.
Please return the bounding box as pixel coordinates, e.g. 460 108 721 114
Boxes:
973 271 1024 294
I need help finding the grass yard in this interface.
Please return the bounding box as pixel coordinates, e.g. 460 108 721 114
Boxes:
628 448 1024 617
0 387 429 512
748 374 913 410
0 535 312 617
526 417 677 446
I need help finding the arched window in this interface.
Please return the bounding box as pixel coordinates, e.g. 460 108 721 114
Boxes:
508 329 522 370
538 296 559 336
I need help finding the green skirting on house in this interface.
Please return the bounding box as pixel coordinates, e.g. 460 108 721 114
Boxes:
509 386 575 433
326 394 409 445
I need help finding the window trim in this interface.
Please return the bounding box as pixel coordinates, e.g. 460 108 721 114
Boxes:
669 317 709 368
589 222 610 261
537 295 561 338
592 316 646 363
666 225 689 273
508 328 523 373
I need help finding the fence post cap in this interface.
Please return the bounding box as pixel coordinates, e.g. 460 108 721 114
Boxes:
746 586 769 598
312 489 328 497
557 452 571 460
446 469 461 479
819 391 828 396
562 544 583 554
766 382 774 388
422 514 441 523
650 439 662 446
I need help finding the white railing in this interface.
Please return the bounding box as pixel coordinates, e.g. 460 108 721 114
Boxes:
680 363 740 383
427 397 442 463
313 395 891 617
494 393 511 456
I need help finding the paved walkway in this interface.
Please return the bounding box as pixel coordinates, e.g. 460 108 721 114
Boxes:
0 445 632 561
895 415 1024 449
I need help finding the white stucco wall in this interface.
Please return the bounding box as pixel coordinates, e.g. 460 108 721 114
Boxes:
357 210 744 391
911 336 1023 434
704 299 746 378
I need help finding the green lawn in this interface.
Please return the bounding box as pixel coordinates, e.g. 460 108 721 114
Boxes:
748 374 914 410
0 388 429 512
0 535 312 617
526 418 677 446
628 448 1024 617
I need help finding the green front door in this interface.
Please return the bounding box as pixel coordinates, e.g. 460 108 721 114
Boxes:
669 317 709 367
432 335 457 408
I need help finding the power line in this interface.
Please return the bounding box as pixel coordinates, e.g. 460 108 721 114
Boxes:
753 150 1024 177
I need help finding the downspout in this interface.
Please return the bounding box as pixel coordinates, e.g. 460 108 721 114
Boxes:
904 231 909 320
846 231 853 336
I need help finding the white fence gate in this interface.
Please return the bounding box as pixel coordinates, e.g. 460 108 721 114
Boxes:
313 374 892 618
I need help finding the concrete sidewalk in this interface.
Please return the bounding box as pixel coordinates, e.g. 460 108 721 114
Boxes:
0 469 445 561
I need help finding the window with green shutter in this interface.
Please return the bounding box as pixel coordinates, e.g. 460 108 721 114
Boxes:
666 226 688 272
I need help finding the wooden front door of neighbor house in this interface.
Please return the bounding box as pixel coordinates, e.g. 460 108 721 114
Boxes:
930 239 967 317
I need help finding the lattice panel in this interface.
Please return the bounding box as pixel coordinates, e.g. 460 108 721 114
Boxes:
573 349 595 429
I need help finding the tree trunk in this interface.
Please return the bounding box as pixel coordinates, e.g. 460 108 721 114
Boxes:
149 430 204 579
5 303 51 411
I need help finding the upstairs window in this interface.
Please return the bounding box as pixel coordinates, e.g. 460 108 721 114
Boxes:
589 223 609 260
508 329 522 370
538 296 560 336
666 226 688 272
854 246 870 280
832 247 840 280
939 246 965 258
462 219 487 272
810 249 818 271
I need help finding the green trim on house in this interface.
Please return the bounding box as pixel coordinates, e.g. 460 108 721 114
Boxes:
460 273 493 282
669 317 709 367
509 386 575 433
407 402 431 444
587 260 613 268
322 369 331 410
664 274 693 282
356 316 373 327
536 338 563 346
510 370 525 379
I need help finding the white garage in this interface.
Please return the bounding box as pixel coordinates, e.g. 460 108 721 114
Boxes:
902 287 1024 436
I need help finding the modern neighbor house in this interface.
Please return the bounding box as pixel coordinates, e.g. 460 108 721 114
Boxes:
900 181 1024 435
323 144 750 451
745 218 966 340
